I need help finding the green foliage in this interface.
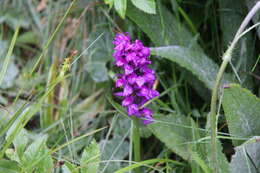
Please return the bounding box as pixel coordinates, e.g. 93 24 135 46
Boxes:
219 0 255 88
0 160 21 173
104 0 156 18
230 137 260 173
130 0 156 14
222 84 260 146
21 135 53 173
0 30 19 89
150 46 232 90
148 114 197 160
0 0 260 173
114 0 127 19
80 140 100 173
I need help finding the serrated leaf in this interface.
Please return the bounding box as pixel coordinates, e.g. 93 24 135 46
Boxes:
150 46 232 90
21 135 53 173
114 0 127 18
0 160 21 173
130 0 156 14
80 140 100 173
12 129 28 159
222 84 260 146
230 136 260 173
6 109 29 160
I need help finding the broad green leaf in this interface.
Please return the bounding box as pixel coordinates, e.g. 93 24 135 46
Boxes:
230 136 260 173
80 140 100 173
130 0 156 14
5 108 30 160
150 46 232 90
85 32 112 82
150 114 222 172
21 135 53 173
0 8 29 29
17 31 39 45
114 0 127 18
127 2 232 90
148 114 196 160
0 160 21 173
5 148 20 163
12 129 28 159
222 84 260 146
127 2 196 47
86 62 108 82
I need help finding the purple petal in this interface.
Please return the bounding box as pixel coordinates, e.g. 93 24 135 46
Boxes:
137 87 149 99
141 108 154 124
141 47 150 57
123 85 133 96
127 73 137 85
149 89 160 98
126 52 136 62
115 57 126 67
136 76 146 87
140 97 148 106
114 92 124 97
141 66 155 74
144 73 156 82
127 104 139 116
116 78 125 88
124 65 134 75
114 43 126 51
113 33 131 45
122 96 134 106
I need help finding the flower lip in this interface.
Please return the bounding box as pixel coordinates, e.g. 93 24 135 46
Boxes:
122 96 134 106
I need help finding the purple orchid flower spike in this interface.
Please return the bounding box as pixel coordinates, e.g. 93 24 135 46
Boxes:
112 33 159 124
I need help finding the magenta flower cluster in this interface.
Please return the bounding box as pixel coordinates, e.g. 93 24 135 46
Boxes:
113 33 159 124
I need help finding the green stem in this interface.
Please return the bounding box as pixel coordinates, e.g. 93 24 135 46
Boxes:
210 54 229 173
209 2 260 172
132 118 141 173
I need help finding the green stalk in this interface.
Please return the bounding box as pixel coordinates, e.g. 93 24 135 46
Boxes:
0 26 20 86
209 2 260 172
30 0 77 75
132 118 141 173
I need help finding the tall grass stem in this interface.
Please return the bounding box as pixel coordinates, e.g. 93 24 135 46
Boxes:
132 118 141 173
209 1 260 172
